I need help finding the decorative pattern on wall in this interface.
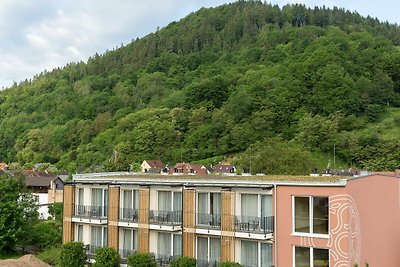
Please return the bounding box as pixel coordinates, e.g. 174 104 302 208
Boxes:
328 194 361 267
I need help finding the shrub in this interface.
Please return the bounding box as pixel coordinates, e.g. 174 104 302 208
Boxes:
218 261 243 267
127 252 156 267
93 247 120 267
36 247 61 266
59 242 87 267
170 256 196 267
32 221 62 249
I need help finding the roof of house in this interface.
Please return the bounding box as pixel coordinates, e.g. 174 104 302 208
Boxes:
21 170 57 187
144 160 166 170
0 163 8 170
213 164 235 172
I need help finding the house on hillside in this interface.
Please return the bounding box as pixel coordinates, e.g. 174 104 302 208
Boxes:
213 164 236 175
141 160 166 174
169 162 211 175
0 163 8 171
22 170 65 219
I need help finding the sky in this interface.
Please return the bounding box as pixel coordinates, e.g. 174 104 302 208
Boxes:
0 0 398 89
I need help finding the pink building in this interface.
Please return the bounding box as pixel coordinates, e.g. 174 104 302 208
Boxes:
63 172 399 266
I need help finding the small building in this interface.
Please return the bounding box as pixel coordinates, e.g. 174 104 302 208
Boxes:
140 160 166 174
213 164 236 174
169 162 210 175
22 170 65 219
0 162 8 171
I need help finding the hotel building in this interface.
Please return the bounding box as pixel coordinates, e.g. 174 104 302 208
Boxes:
62 172 400 266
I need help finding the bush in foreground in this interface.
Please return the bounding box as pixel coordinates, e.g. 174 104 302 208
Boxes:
218 261 243 267
127 252 156 267
170 256 196 267
36 247 61 266
59 242 87 267
93 247 120 267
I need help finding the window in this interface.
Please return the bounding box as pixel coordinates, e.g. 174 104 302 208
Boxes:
239 194 273 232
294 196 328 235
122 228 138 258
158 191 182 211
197 236 221 267
90 226 107 253
76 224 83 242
197 192 221 226
157 233 182 257
121 189 138 220
241 241 272 267
294 247 329 267
91 188 108 217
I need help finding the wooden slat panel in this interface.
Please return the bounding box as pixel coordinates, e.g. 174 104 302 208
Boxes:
183 188 195 257
138 186 150 253
62 184 75 243
108 186 120 250
221 190 235 262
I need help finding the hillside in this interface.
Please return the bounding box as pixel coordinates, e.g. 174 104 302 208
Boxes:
1 1 400 174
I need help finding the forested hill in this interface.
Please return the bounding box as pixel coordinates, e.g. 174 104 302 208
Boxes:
1 1 400 174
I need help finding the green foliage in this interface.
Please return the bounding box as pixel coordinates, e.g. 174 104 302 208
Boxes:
170 256 196 267
218 261 243 267
127 252 156 267
93 247 120 267
32 220 62 249
0 2 400 172
0 173 38 254
59 242 87 267
48 202 63 223
36 247 62 266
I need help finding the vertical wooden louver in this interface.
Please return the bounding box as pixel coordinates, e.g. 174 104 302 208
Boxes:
138 186 150 252
62 184 75 243
221 190 235 262
108 185 120 250
182 188 196 257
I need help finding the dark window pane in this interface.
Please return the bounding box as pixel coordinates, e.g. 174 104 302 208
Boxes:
313 197 329 234
295 197 310 233
295 246 310 267
314 248 329 267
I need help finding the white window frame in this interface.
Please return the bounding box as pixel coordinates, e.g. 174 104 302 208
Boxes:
239 193 273 217
75 224 84 242
196 236 221 264
91 225 108 247
157 190 182 211
292 196 329 238
120 189 139 210
91 187 108 217
293 246 330 267
196 192 222 224
157 232 182 257
122 228 138 252
240 240 273 267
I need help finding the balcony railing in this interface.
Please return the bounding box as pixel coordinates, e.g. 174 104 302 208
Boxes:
149 210 182 226
196 213 221 229
235 215 274 234
197 259 220 267
119 248 137 259
86 244 102 256
120 207 139 222
154 253 181 266
75 205 107 219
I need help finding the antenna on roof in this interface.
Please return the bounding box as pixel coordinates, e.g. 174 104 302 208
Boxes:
333 143 336 171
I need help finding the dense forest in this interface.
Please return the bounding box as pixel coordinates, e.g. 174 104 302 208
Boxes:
1 1 400 174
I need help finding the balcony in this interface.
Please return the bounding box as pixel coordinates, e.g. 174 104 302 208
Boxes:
235 215 274 234
149 210 182 226
119 248 137 260
196 213 221 229
86 244 102 256
120 207 139 223
74 205 107 219
154 254 181 266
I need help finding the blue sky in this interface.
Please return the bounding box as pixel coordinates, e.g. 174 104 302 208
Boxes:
0 0 398 89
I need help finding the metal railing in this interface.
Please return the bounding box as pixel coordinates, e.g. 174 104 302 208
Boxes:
75 205 107 219
119 248 137 259
86 244 102 255
120 207 139 222
154 254 181 266
149 210 182 225
196 213 221 228
234 215 274 234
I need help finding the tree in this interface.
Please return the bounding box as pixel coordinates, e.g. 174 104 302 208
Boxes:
127 253 156 267
0 173 38 254
93 247 120 267
59 242 87 267
170 256 196 267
